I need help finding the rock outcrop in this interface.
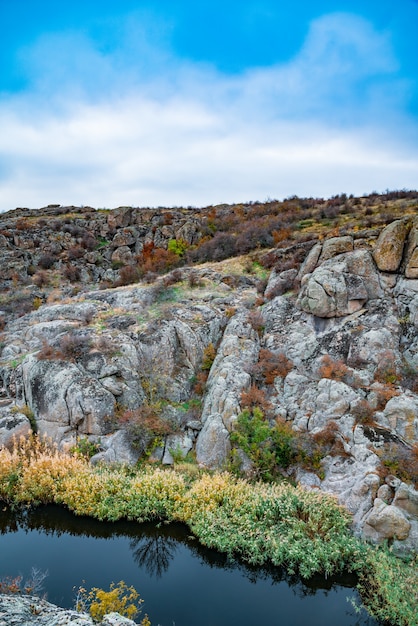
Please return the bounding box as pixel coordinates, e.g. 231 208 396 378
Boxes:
2 210 418 554
196 310 260 467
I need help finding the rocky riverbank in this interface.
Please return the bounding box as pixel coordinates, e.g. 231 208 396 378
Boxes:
0 594 138 626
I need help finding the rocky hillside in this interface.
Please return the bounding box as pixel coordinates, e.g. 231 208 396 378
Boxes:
1 193 418 555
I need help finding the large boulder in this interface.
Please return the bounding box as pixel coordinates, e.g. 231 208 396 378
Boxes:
372 218 411 272
264 269 298 299
318 235 353 263
111 227 137 247
162 432 194 465
393 482 418 518
363 498 411 542
297 242 322 280
404 220 418 278
111 246 134 266
297 265 366 318
297 250 382 318
195 412 230 469
297 265 355 317
90 430 140 466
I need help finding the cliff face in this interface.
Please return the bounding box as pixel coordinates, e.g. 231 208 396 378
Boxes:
1 202 418 553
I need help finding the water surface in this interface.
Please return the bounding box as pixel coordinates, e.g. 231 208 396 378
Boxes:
0 505 379 626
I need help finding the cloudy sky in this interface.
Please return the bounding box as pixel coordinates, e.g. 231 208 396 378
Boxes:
1 0 417 212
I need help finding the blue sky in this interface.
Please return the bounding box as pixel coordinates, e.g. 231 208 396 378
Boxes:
0 0 417 211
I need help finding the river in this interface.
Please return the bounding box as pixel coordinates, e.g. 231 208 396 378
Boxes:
0 504 379 626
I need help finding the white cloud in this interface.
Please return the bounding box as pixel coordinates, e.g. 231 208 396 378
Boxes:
0 12 417 212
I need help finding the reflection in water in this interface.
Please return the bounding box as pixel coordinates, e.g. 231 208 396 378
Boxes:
0 503 379 626
130 533 177 578
0 502 359 591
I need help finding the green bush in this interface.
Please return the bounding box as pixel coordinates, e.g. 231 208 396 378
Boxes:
70 437 100 459
230 407 295 480
356 547 418 626
167 238 187 257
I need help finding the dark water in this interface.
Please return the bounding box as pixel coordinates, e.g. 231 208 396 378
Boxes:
0 505 379 626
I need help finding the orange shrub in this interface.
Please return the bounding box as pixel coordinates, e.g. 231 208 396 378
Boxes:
318 355 348 382
193 371 208 395
240 385 272 413
201 343 216 371
351 399 376 425
374 351 400 385
373 383 400 411
272 226 292 245
252 348 293 385
135 242 180 275
247 310 265 337
114 265 140 287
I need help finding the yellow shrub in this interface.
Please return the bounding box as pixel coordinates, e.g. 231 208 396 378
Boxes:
77 581 142 622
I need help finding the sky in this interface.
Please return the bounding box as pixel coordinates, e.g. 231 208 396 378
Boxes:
0 0 418 212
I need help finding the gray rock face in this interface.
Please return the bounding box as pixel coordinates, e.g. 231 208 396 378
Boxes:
258 239 418 551
296 250 382 318
195 311 260 468
21 355 116 443
0 594 138 626
382 394 418 443
196 412 230 468
0 270 229 461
